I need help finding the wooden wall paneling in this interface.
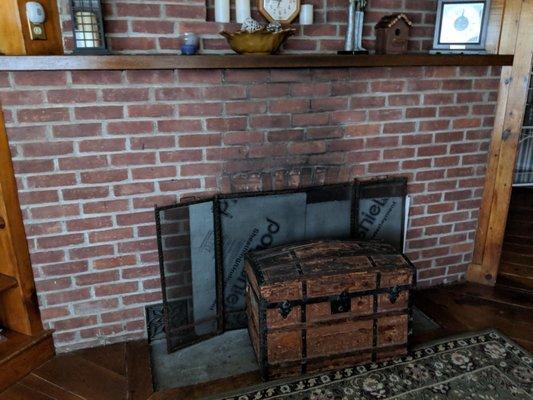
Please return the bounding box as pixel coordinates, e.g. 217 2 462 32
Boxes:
16 0 63 55
0 0 63 55
498 0 523 54
468 0 533 285
0 184 39 335
0 106 43 335
485 0 506 54
0 330 55 392
0 0 26 55
472 66 513 265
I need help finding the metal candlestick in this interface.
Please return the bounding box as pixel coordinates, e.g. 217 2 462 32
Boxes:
339 0 368 54
343 1 356 52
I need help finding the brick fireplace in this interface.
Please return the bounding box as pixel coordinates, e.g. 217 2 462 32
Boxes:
0 65 500 351
0 0 504 352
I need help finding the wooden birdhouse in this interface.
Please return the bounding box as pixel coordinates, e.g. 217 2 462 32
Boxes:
375 13 413 55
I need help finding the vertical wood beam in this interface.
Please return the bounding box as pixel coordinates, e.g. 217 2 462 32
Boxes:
468 0 533 285
0 106 44 335
499 0 524 54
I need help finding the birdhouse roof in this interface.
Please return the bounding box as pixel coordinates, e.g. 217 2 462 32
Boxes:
375 13 413 29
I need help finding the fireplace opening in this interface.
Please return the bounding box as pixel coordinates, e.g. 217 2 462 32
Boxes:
147 176 431 390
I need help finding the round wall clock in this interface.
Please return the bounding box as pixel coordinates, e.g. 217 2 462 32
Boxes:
258 0 301 24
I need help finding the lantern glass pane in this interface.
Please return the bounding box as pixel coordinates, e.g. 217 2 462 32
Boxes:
71 0 106 52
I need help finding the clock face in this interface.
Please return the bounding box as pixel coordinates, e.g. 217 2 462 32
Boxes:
259 0 301 23
439 2 485 44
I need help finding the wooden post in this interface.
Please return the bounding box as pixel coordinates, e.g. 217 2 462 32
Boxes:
0 106 44 335
0 105 55 392
468 0 533 285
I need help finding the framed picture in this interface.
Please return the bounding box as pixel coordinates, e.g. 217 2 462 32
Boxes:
431 0 491 53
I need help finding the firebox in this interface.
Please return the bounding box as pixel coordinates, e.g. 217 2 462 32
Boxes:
155 177 408 353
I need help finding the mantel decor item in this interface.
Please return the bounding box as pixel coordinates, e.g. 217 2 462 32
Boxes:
375 13 413 55
179 32 200 55
339 0 368 55
258 0 301 25
70 0 108 54
299 4 313 25
220 18 295 54
431 0 491 54
215 0 230 23
236 0 251 23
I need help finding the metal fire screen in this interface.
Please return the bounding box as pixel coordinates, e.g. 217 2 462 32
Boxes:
156 178 408 353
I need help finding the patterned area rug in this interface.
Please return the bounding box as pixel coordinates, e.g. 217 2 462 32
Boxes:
216 330 533 399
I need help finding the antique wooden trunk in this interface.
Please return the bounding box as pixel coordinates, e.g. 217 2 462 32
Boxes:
245 240 415 380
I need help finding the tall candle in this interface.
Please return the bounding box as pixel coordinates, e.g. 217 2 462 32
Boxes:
215 0 230 23
235 0 251 23
299 4 314 25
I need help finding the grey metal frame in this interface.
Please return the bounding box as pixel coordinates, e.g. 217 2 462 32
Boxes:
431 0 491 54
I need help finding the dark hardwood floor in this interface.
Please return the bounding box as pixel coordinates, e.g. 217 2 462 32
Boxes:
498 187 533 292
0 340 153 400
414 282 533 352
0 282 531 400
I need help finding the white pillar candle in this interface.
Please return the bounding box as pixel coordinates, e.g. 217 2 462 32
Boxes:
299 4 314 25
215 0 230 23
235 0 251 23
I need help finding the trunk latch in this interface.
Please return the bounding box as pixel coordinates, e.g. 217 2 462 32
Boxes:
388 286 400 304
331 290 351 314
278 300 292 319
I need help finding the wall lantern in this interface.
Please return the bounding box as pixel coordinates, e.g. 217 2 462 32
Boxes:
70 0 108 54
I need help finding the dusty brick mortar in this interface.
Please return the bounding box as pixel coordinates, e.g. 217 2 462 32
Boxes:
0 65 499 351
56 0 437 54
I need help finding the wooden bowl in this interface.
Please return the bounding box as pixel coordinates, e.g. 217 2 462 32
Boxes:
220 28 295 55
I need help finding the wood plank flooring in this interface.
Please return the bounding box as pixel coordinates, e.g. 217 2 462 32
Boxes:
0 341 153 400
415 283 533 352
498 187 533 291
157 282 533 400
0 283 531 400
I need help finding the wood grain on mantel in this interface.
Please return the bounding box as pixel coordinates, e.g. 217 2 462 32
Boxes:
0 54 514 71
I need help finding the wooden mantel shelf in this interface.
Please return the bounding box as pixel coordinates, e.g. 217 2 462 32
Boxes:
0 54 513 71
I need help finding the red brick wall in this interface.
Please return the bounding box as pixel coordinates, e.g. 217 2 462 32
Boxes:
57 0 436 53
0 65 499 351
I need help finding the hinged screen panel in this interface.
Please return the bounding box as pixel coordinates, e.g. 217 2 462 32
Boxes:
354 177 408 252
156 200 221 352
218 184 355 330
